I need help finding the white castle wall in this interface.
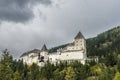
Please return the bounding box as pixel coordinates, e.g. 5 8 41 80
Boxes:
48 50 86 64
20 32 87 66
59 50 84 61
49 53 59 63
20 53 38 65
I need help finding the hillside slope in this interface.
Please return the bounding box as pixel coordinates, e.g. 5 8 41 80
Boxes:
87 26 120 56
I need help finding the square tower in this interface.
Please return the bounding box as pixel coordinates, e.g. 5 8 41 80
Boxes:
74 32 86 50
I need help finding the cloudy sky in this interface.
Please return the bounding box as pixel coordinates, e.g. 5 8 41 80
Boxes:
0 0 120 59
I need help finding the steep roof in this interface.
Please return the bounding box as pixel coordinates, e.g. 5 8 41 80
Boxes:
41 44 48 51
20 49 40 57
48 43 69 53
74 31 84 39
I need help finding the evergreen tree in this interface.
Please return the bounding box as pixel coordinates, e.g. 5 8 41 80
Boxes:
0 49 13 80
13 71 22 80
0 63 13 80
65 66 76 80
28 63 40 80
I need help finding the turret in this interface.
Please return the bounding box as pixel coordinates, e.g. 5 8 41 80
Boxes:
41 44 48 52
38 44 48 63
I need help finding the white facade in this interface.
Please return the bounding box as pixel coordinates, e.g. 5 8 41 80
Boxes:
20 53 38 65
20 32 87 66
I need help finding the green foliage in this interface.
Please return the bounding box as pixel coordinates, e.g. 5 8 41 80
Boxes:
53 68 66 80
117 58 120 72
65 66 76 80
28 63 40 80
0 49 13 66
13 71 22 80
87 26 120 56
113 72 120 80
0 50 119 80
40 61 55 80
0 63 13 80
0 49 13 80
99 53 118 66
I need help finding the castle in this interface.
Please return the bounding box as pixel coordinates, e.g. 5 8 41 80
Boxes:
20 32 87 66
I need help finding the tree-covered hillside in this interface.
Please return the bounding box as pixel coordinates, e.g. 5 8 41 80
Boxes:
87 26 120 56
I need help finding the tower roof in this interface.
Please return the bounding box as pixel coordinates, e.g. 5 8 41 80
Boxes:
41 44 48 51
74 31 84 39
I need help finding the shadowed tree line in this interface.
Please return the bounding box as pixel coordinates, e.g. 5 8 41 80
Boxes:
87 26 120 56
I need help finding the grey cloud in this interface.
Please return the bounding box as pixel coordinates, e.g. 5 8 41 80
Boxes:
0 0 52 23
48 0 120 38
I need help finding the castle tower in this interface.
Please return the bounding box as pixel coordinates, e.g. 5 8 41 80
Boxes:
74 32 85 50
74 32 87 58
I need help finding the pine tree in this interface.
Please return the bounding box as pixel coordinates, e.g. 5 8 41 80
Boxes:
13 71 22 80
65 66 76 80
0 49 13 80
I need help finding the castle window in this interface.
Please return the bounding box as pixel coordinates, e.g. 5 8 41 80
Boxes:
50 58 52 61
56 59 58 61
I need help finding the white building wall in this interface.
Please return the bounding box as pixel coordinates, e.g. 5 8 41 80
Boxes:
59 50 84 61
49 53 59 63
20 49 86 65
20 53 38 65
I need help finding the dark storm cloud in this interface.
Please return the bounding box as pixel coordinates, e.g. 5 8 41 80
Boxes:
0 0 52 23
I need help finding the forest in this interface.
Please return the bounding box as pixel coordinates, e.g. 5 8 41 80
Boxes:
1 26 120 80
